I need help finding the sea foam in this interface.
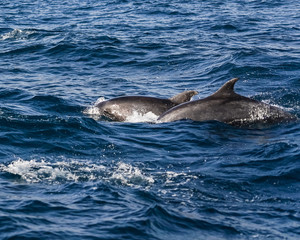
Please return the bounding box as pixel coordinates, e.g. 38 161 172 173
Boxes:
0 158 154 187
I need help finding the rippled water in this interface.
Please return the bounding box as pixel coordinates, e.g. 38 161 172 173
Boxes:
0 0 300 239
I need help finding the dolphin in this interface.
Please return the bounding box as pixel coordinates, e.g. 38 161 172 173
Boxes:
96 90 198 121
158 78 297 127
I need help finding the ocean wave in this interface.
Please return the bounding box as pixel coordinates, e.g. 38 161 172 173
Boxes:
1 0 300 239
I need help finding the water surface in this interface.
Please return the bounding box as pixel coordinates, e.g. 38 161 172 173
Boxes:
0 0 299 239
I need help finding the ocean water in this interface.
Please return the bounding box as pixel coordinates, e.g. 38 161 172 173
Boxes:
0 0 300 239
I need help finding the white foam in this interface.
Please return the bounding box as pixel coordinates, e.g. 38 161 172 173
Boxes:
163 171 198 185
83 97 106 120
94 97 106 105
0 158 154 187
262 100 295 112
0 158 104 183
1 29 35 41
111 162 154 186
83 106 101 117
125 111 159 123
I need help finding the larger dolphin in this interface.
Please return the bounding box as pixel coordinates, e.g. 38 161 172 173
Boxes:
96 90 198 121
158 78 297 127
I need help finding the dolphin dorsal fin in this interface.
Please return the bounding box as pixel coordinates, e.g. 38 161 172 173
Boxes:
169 90 199 104
211 78 239 98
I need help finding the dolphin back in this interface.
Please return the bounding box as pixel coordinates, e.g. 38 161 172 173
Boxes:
159 78 298 127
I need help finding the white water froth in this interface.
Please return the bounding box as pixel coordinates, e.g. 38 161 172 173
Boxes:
0 158 154 187
1 29 36 41
124 111 158 123
0 158 104 183
83 97 106 120
262 100 295 112
111 162 154 186
156 170 199 202
94 96 106 106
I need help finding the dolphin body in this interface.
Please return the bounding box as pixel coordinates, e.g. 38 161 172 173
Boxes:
96 90 198 121
158 78 297 127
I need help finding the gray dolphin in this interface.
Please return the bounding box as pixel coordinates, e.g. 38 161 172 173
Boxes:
158 78 297 127
96 90 198 121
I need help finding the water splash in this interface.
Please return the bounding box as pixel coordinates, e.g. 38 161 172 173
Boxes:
0 158 104 183
0 158 154 187
1 29 36 41
83 97 106 120
111 162 155 186
124 111 158 123
262 100 295 112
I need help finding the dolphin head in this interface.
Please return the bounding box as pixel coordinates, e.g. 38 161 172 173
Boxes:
169 90 199 104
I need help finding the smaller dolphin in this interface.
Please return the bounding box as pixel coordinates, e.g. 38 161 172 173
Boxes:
96 90 198 121
158 78 297 127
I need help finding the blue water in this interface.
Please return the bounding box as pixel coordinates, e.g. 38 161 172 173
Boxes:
0 0 300 239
